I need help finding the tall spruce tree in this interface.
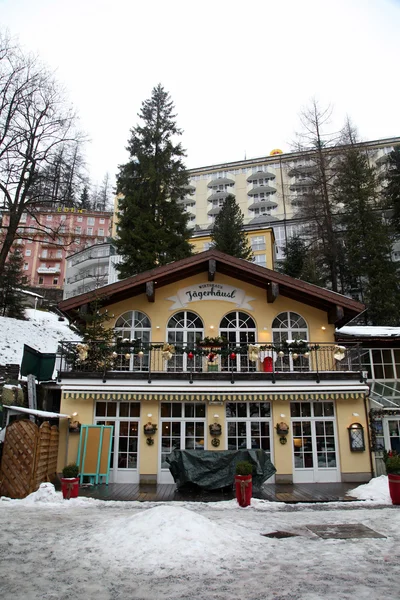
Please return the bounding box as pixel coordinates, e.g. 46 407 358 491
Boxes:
210 195 253 260
384 146 400 235
335 137 400 325
0 249 27 319
278 235 322 285
115 84 193 277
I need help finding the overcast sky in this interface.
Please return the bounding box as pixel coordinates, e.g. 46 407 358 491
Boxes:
1 0 400 188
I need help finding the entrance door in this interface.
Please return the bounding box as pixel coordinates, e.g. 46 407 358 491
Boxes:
95 400 140 483
291 401 340 483
225 401 274 480
159 402 206 483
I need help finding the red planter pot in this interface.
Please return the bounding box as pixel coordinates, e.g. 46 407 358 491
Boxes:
235 475 252 507
388 473 400 505
61 477 80 500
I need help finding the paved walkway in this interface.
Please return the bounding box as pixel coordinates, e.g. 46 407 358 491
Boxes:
77 481 358 503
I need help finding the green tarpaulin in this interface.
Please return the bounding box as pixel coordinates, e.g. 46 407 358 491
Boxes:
166 449 276 491
20 345 56 382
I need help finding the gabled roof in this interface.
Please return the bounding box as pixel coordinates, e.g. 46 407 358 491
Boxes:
58 249 364 326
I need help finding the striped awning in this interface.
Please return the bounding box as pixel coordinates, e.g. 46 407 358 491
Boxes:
63 392 366 402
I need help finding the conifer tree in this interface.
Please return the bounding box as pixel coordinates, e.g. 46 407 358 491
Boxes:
384 146 400 235
72 294 115 370
278 235 322 285
0 249 27 319
335 139 400 325
115 84 193 277
210 195 253 260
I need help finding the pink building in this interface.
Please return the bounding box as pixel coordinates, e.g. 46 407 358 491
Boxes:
1 207 113 301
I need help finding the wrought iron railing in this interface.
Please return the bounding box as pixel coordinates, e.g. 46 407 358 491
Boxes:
57 340 364 378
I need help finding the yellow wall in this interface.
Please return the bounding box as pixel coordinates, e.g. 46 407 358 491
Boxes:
190 227 275 270
57 396 94 471
336 398 370 474
104 271 332 342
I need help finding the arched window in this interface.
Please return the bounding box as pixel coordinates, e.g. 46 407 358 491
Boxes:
271 312 308 342
167 311 204 372
272 311 308 371
114 311 151 371
219 311 257 372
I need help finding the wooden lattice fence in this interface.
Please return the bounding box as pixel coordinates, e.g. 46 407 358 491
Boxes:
0 420 59 499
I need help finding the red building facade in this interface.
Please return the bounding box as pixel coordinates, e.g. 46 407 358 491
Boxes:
1 207 112 301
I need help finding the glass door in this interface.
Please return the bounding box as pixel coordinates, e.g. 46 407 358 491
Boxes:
159 402 206 483
225 401 274 481
291 401 340 483
95 401 140 483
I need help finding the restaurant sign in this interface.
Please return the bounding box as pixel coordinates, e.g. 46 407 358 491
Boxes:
167 283 255 310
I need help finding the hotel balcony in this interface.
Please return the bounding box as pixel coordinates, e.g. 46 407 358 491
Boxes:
37 266 61 274
207 177 235 188
57 341 366 385
247 171 276 183
248 185 276 196
207 191 235 202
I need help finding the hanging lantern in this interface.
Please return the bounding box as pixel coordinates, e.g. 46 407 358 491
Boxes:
112 352 118 358
188 352 194 360
125 353 131 360
138 350 144 358
230 352 236 360
292 353 299 360
304 352 310 359
278 350 285 358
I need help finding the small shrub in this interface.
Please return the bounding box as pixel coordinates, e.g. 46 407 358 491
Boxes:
384 450 400 475
62 463 79 478
235 461 253 476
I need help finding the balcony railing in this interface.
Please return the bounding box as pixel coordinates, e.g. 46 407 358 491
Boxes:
57 341 365 381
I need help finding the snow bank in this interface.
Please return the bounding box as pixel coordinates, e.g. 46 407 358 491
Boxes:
0 483 98 506
348 475 392 503
90 505 263 573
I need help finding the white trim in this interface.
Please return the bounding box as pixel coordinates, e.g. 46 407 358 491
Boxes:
59 380 369 395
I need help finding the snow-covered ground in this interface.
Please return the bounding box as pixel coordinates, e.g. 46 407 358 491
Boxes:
0 309 79 366
0 477 399 600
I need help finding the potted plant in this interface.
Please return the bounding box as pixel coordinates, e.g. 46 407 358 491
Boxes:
234 460 253 507
61 463 80 500
384 450 400 505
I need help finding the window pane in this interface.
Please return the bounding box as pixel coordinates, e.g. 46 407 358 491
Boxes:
120 402 129 417
249 402 260 417
237 403 247 418
195 403 206 418
172 403 182 418
161 403 171 417
130 403 140 417
107 403 117 417
96 402 106 416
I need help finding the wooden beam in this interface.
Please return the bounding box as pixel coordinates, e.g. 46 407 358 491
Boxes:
328 305 344 324
266 282 279 303
146 281 155 303
208 259 216 281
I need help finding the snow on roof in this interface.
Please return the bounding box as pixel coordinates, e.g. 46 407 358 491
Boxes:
337 326 400 337
5 406 70 419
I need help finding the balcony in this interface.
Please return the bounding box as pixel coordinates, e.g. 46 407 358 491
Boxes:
208 177 235 188
40 254 63 261
57 341 366 384
248 199 278 211
37 266 61 274
247 171 276 183
208 191 234 202
248 185 276 196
